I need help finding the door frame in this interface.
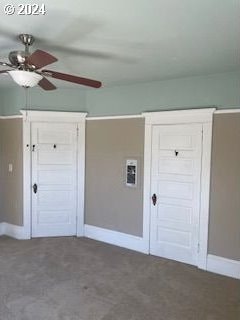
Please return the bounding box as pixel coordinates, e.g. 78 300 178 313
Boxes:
21 110 87 239
142 108 216 270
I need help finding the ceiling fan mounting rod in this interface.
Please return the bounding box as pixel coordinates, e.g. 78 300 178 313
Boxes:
19 34 35 54
19 34 35 46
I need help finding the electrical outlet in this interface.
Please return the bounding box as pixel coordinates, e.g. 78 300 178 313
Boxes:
8 163 13 172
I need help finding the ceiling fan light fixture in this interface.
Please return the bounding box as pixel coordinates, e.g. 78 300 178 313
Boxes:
1 34 102 89
8 70 43 88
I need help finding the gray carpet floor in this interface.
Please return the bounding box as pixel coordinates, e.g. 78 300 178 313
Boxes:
0 236 239 320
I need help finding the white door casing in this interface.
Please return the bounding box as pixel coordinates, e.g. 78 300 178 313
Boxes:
142 108 215 270
20 108 213 268
31 122 78 237
21 110 87 239
150 124 202 265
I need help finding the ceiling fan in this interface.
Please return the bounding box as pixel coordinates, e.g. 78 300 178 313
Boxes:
0 34 102 90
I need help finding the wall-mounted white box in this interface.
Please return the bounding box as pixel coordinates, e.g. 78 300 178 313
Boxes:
126 159 137 187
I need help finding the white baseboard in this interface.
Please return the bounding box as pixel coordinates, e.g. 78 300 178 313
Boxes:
207 254 240 279
84 224 149 254
1 223 239 280
0 223 28 240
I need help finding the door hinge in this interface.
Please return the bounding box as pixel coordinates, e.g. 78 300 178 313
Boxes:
76 127 79 136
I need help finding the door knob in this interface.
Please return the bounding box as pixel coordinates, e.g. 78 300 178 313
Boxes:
33 183 38 194
152 193 157 206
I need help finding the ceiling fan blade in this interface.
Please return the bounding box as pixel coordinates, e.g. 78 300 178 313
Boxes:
38 77 57 91
0 61 15 68
0 69 11 74
36 43 113 60
27 50 58 69
42 70 102 88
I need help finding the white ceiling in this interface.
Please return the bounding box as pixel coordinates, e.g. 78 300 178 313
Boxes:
0 0 239 89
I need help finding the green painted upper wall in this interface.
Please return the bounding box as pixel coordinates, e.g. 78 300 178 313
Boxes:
0 71 239 116
0 87 87 116
86 71 240 116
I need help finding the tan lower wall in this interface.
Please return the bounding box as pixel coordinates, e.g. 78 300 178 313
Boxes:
85 114 240 261
0 113 239 262
0 118 23 226
208 114 240 261
0 120 3 223
85 118 144 237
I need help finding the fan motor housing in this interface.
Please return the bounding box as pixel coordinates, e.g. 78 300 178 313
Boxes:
8 51 30 66
8 34 35 68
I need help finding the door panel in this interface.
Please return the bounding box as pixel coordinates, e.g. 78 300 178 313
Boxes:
38 148 73 165
38 129 73 144
38 190 73 206
37 211 71 224
158 180 194 199
38 170 73 185
150 124 202 265
158 158 194 175
159 134 193 150
157 203 192 223
157 227 191 247
31 122 77 237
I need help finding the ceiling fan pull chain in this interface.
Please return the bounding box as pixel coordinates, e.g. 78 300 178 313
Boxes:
24 86 30 118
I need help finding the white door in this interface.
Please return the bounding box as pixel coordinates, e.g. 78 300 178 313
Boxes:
150 124 202 265
31 122 78 237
